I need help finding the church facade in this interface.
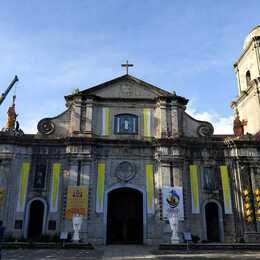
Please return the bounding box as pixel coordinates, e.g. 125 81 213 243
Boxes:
0 26 260 245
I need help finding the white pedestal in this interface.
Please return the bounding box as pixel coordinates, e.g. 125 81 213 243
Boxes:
72 214 82 243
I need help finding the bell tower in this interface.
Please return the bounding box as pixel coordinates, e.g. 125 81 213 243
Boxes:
231 25 260 135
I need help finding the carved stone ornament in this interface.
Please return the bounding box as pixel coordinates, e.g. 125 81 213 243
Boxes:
37 118 55 135
197 123 214 137
115 161 136 182
120 84 133 97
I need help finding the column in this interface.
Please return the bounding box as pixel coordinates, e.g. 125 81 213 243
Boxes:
84 98 93 136
70 97 82 134
171 100 180 137
160 100 168 138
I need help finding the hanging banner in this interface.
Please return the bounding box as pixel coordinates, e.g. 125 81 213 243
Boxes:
143 108 152 137
65 186 88 220
146 164 155 213
101 107 110 136
50 163 61 212
17 162 30 212
0 188 5 207
96 163 105 213
220 165 233 214
190 165 200 214
162 186 184 220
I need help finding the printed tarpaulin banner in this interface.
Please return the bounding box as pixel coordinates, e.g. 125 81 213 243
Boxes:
162 186 184 220
101 107 110 136
189 165 200 214
143 108 152 137
50 163 61 212
65 186 88 220
96 163 105 213
17 162 30 212
146 163 155 214
220 165 233 214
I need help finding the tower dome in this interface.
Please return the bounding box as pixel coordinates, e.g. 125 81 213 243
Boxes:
243 25 260 50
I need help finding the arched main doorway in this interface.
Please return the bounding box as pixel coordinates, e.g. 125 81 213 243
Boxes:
27 200 45 240
107 187 143 244
205 202 220 242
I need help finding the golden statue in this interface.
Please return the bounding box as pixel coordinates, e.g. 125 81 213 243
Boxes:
6 96 17 129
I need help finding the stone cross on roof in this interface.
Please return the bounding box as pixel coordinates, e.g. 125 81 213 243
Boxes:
121 60 134 74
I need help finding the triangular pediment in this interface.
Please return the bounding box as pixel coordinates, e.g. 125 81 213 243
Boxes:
70 74 174 100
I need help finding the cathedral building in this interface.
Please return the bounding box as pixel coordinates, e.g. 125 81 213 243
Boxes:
0 26 260 245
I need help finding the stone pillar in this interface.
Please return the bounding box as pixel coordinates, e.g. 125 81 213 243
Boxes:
154 103 161 138
70 97 82 134
234 66 242 95
172 164 182 186
80 163 90 186
171 100 179 138
84 98 93 136
250 167 260 232
2 159 14 232
0 160 8 224
161 163 171 187
159 100 168 138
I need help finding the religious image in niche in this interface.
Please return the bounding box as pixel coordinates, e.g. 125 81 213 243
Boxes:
33 165 46 189
166 190 180 209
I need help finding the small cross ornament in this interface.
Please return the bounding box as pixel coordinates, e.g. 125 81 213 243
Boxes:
121 60 134 74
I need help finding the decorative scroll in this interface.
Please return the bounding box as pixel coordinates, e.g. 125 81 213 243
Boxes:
220 165 233 214
190 165 200 214
197 123 214 137
65 186 88 220
17 162 30 212
96 163 105 213
37 118 55 135
146 164 155 213
143 108 152 137
101 107 110 136
50 163 61 212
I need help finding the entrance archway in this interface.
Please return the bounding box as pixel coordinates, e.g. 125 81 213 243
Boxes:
205 202 221 242
27 200 45 240
107 187 143 244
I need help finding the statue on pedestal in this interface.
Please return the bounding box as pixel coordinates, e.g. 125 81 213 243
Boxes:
1 95 24 136
167 207 180 244
233 109 247 137
72 214 83 243
6 103 17 129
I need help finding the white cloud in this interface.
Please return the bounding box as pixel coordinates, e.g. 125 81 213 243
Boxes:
21 118 38 134
187 103 233 135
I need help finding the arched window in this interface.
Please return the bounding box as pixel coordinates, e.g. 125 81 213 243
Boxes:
246 70 251 86
114 114 138 134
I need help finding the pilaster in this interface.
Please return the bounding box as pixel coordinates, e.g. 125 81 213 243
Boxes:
84 98 93 136
159 100 168 138
171 100 180 137
70 96 82 134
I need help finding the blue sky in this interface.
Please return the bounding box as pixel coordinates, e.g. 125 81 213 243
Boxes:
0 0 259 134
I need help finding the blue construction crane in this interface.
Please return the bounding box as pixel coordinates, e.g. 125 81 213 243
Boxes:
0 75 19 106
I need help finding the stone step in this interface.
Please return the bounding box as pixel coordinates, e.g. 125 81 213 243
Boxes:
1 242 94 249
159 243 260 251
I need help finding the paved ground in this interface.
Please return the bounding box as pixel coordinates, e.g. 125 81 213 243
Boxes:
2 245 260 259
